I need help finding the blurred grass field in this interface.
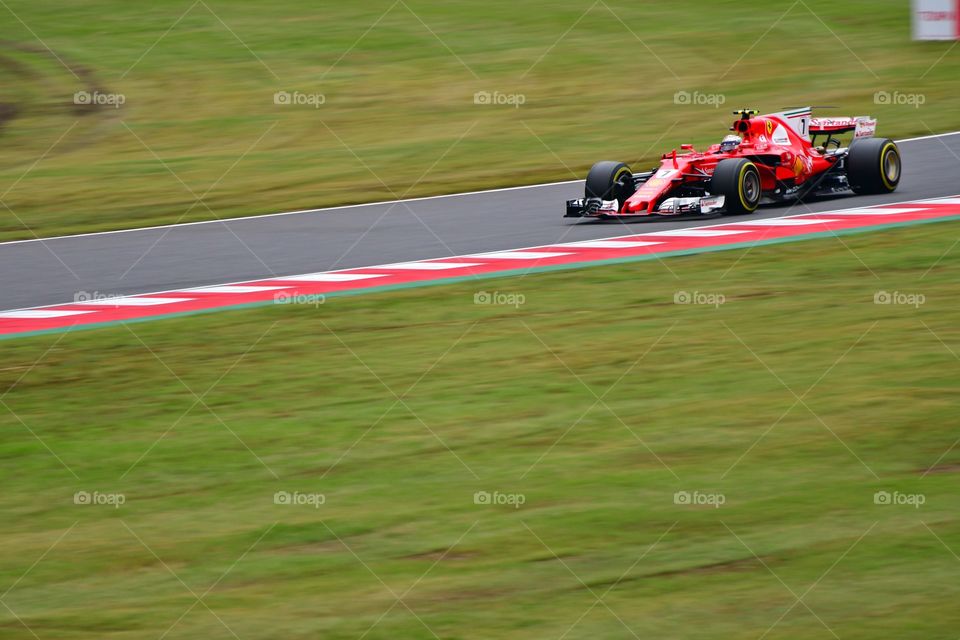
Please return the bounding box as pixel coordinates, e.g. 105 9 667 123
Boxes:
0 0 959 240
1 221 958 638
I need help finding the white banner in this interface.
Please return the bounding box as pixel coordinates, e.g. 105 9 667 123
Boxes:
913 0 960 40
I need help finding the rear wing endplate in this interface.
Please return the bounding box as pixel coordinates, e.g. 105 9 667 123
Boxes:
810 116 877 139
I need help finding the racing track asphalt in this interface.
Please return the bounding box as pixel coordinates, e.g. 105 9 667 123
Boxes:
1 132 958 311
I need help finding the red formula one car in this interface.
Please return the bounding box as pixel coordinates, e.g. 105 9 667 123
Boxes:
565 108 902 219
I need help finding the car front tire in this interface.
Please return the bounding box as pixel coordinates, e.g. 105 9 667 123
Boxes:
585 161 634 209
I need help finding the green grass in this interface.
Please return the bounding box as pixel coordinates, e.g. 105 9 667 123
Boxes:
1 0 958 240
2 221 959 638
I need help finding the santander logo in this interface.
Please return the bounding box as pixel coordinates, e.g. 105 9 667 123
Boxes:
918 10 955 21
913 0 960 39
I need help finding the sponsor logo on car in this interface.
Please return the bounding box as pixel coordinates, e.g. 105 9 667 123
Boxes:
772 124 790 145
855 117 878 138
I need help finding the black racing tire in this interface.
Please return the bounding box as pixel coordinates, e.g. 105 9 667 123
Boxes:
585 161 634 207
846 138 900 194
710 158 762 215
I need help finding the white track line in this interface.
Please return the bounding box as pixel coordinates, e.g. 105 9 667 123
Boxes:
1 132 957 248
651 228 747 236
0 309 93 319
826 207 924 216
0 184 577 247
187 285 288 294
564 240 663 249
275 273 388 282
725 218 842 226
896 131 960 143
71 296 193 306
466 250 572 260
375 261 482 270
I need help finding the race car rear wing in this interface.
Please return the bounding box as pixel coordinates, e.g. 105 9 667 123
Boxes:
809 116 877 139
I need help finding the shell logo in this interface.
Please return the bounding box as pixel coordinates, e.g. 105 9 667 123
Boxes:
793 156 805 175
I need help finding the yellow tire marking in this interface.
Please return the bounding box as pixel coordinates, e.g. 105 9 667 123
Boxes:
879 143 898 191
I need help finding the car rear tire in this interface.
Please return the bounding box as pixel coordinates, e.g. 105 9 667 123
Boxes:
846 138 900 194
585 161 634 209
710 158 761 214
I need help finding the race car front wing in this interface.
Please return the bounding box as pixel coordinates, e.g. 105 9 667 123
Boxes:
565 194 726 217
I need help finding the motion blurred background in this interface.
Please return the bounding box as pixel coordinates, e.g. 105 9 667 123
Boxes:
0 0 957 239
2 2 959 639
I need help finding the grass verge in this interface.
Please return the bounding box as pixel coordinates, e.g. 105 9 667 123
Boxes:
1 221 959 637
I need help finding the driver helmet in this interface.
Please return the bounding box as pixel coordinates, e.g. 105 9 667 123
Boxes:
719 134 742 153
